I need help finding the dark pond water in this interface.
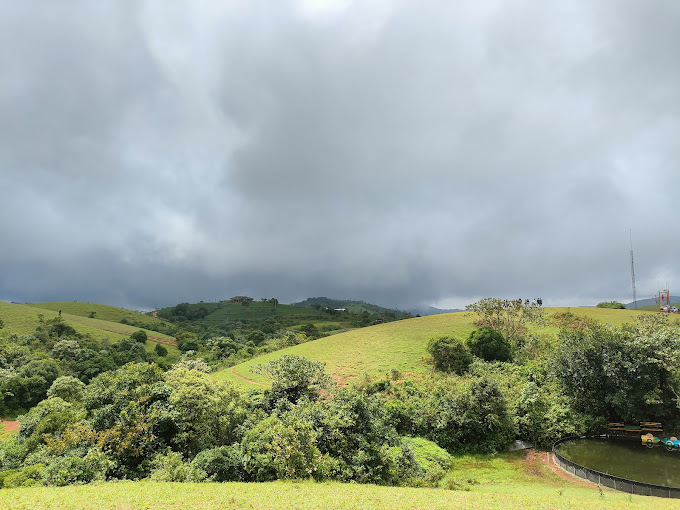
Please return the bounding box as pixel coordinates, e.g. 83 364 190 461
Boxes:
556 438 680 488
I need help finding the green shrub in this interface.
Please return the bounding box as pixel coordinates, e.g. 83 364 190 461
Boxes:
154 343 168 357
47 376 86 403
40 449 110 486
241 413 322 481
427 336 472 374
401 436 452 486
467 327 512 362
416 377 514 453
131 330 148 343
596 301 625 309
192 445 243 482
0 464 45 488
0 437 28 471
149 451 199 482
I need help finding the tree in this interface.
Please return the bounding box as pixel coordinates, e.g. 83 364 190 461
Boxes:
465 298 546 345
48 319 77 338
241 413 322 481
247 330 266 345
551 316 680 422
176 332 200 353
427 337 472 374
154 343 168 357
164 368 247 455
131 330 148 343
83 363 171 476
251 355 333 406
192 445 243 482
596 301 625 309
300 323 319 339
47 376 86 403
467 327 512 362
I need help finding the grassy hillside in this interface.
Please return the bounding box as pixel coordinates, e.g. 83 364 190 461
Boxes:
158 300 329 321
25 301 171 332
154 299 395 344
292 297 407 318
215 307 678 389
0 451 674 509
0 301 179 359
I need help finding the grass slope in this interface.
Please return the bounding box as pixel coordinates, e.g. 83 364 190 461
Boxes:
292 297 407 317
157 301 331 322
25 301 170 331
0 302 179 360
0 451 673 509
156 301 352 334
215 307 678 389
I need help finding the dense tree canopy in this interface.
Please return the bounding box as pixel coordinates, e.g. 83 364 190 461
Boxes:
2 308 680 489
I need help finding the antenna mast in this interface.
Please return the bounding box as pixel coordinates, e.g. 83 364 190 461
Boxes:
630 230 637 309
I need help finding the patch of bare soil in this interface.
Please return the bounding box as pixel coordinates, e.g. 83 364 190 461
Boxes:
530 450 602 489
147 335 177 347
1 419 20 433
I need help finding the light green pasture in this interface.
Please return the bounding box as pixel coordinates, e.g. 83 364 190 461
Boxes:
215 307 672 389
0 302 179 359
0 451 674 509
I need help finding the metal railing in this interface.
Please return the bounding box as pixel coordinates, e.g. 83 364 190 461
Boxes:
552 436 680 499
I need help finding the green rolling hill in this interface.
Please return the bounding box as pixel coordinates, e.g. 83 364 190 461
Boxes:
214 307 676 390
292 297 408 317
154 298 395 339
25 301 173 333
0 301 179 358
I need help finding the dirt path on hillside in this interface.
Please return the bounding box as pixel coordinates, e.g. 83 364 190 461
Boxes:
533 450 603 490
230 366 269 387
146 335 177 347
1 419 20 433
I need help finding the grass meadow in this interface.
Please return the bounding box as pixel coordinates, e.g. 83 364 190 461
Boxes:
0 451 674 509
25 301 170 331
0 301 180 361
215 307 678 389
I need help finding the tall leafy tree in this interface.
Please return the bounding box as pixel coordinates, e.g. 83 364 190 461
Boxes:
466 298 546 345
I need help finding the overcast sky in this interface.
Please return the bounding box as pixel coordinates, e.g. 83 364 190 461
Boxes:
1 0 678 311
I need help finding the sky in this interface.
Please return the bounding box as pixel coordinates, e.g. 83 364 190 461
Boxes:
1 0 679 311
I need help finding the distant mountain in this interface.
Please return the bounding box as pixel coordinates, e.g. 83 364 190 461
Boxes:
291 297 407 318
406 305 462 317
625 296 680 308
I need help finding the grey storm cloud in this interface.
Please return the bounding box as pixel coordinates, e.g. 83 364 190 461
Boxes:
1 0 679 310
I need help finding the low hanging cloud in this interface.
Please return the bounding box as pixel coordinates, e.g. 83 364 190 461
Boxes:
1 0 678 310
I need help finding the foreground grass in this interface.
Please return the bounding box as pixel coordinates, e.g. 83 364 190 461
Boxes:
0 452 674 509
215 307 672 389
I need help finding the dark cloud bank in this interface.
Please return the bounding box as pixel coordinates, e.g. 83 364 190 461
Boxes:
1 1 679 311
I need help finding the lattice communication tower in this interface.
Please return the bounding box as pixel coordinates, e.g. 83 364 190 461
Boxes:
630 230 637 309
